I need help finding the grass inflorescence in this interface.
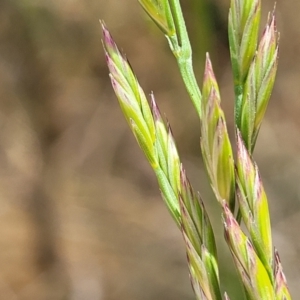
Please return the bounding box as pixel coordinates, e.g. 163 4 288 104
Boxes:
102 0 291 299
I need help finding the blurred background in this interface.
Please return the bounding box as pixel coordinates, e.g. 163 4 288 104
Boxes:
0 0 299 299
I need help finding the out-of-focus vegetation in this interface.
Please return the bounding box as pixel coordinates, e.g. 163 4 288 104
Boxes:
0 0 299 299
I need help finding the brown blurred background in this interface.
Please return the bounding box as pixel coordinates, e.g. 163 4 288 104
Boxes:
0 0 299 299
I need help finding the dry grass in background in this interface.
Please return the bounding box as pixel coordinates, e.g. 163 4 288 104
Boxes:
0 0 299 299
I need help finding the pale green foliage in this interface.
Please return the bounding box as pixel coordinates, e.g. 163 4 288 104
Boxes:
201 55 235 211
102 0 291 299
240 14 279 151
223 204 275 300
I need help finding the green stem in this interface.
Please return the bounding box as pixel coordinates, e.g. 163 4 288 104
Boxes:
167 0 202 118
168 0 190 48
177 57 202 118
154 167 181 227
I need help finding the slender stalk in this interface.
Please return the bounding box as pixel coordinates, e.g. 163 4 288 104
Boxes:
168 0 202 117
176 57 202 117
139 0 202 117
